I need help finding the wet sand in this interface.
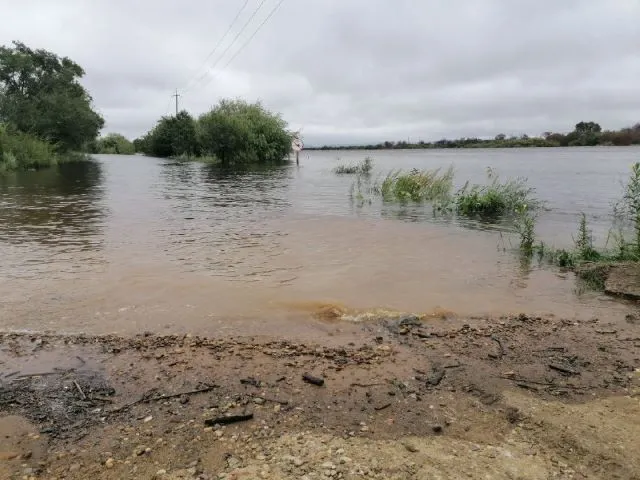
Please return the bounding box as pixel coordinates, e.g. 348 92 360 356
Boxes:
1 312 639 479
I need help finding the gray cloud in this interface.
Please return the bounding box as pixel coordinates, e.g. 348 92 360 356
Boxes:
2 0 639 145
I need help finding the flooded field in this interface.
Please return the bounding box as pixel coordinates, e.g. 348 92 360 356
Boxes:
1 147 639 335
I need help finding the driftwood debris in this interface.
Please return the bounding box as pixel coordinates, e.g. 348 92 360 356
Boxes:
240 377 262 388
204 413 254 426
548 363 580 376
302 373 325 386
109 384 218 415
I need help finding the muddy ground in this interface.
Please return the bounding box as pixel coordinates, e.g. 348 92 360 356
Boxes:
1 312 639 479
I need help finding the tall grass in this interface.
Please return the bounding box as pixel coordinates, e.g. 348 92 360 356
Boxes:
455 168 539 217
375 166 455 202
515 204 536 255
524 163 640 291
334 157 374 175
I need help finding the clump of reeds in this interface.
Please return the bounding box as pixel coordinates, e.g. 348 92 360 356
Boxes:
334 157 374 175
455 167 539 217
374 166 455 202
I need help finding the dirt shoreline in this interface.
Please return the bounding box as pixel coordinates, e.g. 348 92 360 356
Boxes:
1 313 639 479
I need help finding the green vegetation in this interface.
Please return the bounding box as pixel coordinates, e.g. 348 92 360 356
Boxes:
360 166 539 222
136 111 199 159
376 166 454 203
311 121 640 151
334 157 373 175
455 168 539 217
0 124 56 171
0 41 102 172
0 124 88 172
89 133 135 155
515 204 536 256
137 100 292 167
513 163 640 292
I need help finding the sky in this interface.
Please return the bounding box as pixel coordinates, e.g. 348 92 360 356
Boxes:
1 0 639 146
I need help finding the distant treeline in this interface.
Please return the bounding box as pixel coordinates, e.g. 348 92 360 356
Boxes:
309 122 640 151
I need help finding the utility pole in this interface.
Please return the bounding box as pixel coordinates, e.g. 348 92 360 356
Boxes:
172 89 180 116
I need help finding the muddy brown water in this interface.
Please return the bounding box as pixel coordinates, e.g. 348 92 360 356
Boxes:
1 148 639 337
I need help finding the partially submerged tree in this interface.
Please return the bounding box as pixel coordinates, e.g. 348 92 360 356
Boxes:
0 41 104 151
143 110 199 158
197 100 291 165
90 133 135 154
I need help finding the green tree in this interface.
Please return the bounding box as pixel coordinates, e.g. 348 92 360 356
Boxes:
198 99 291 166
574 121 602 134
91 133 135 154
0 41 104 151
145 110 199 158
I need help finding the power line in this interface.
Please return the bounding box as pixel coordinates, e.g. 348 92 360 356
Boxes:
221 0 286 72
182 0 251 92
184 0 270 93
198 0 286 90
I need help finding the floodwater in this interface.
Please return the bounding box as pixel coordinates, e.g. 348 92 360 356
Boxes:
1 147 638 336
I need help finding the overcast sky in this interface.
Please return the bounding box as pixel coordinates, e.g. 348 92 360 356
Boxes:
2 0 639 145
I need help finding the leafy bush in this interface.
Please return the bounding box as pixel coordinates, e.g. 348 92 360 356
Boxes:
140 111 199 158
0 124 57 171
198 100 291 166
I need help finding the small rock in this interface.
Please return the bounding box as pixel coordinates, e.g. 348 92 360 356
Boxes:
431 424 443 434
105 458 115 468
156 469 167 476
253 397 266 405
144 416 153 423
134 445 149 456
402 440 419 453
69 463 81 472
179 395 190 405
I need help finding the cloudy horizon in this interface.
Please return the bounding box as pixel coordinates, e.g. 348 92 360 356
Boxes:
2 0 639 146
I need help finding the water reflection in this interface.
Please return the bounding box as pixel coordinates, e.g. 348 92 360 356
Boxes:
0 161 105 248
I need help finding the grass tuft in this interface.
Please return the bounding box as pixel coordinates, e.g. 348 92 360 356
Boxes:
334 157 374 175
455 168 539 217
375 166 454 202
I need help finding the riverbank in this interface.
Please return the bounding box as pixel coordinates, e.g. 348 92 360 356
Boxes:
1 312 638 479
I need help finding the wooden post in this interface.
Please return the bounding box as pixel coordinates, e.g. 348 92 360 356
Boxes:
296 151 299 165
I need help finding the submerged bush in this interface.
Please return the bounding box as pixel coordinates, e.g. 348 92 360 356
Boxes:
334 157 374 175
90 133 135 155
